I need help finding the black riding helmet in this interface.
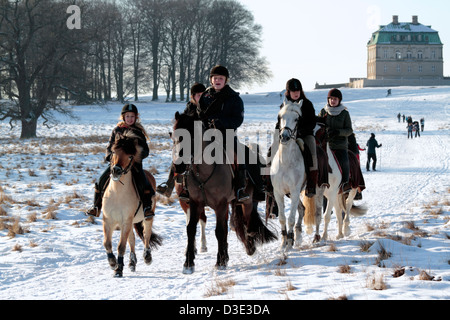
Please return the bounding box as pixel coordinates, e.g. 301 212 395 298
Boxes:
121 104 138 115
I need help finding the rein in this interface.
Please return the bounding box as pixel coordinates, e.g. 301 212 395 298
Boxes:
188 162 218 207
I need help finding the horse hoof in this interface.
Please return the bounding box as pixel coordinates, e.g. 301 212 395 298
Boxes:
129 265 136 272
215 264 227 271
143 249 152 265
313 234 321 243
114 271 123 278
182 266 195 274
107 253 117 270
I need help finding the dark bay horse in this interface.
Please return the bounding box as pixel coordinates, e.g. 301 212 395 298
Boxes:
172 112 276 274
102 131 162 277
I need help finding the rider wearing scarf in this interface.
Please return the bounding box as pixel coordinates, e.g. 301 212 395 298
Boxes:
318 88 353 193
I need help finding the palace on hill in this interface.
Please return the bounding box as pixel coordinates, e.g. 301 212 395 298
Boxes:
316 15 450 89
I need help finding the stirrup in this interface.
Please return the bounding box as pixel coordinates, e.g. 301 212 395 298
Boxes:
85 206 100 218
156 183 172 197
144 208 155 220
237 189 250 202
178 190 190 202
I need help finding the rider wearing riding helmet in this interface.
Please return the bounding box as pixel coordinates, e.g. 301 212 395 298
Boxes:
198 65 266 202
86 104 155 219
318 88 353 193
156 82 207 199
281 78 318 197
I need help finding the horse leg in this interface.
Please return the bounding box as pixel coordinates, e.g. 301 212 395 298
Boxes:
322 196 335 242
115 222 133 278
127 229 137 272
335 196 345 240
313 189 324 243
215 202 229 270
294 196 304 248
343 189 357 237
274 191 287 250
142 217 154 265
103 220 116 269
200 211 208 253
183 202 199 274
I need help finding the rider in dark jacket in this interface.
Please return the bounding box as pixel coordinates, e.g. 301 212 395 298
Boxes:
86 104 154 219
198 65 259 202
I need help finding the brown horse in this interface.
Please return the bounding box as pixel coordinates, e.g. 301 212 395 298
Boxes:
102 131 162 277
172 112 276 274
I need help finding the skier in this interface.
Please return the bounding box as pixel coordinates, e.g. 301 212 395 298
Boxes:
366 133 382 171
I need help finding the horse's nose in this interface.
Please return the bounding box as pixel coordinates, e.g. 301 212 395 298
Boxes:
111 165 123 180
280 129 291 143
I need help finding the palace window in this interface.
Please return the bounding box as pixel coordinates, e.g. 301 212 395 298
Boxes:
396 51 402 59
418 51 423 59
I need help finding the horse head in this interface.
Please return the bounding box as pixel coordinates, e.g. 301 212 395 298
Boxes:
278 100 303 144
110 131 142 181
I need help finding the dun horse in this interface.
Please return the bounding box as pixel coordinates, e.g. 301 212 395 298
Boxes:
102 131 162 277
270 100 317 250
172 111 276 274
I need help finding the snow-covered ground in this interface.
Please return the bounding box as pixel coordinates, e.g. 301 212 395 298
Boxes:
0 86 449 301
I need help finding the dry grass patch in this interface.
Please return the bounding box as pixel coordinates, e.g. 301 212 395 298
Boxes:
366 273 388 290
204 278 236 297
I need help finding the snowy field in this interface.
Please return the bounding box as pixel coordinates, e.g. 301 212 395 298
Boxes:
0 86 449 302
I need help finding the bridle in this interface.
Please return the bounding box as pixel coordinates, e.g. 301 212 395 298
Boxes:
111 154 134 183
279 109 301 145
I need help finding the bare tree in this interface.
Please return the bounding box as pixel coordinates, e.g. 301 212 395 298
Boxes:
0 0 89 138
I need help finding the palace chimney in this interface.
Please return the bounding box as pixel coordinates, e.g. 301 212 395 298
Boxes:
393 15 399 25
412 16 419 25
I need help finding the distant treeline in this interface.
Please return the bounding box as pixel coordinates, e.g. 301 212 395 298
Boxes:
0 0 271 138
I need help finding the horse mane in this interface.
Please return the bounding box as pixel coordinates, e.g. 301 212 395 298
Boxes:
173 111 197 135
112 130 143 163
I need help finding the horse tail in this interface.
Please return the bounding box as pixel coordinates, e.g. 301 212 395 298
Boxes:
350 204 368 216
133 223 163 249
233 201 277 247
302 192 316 229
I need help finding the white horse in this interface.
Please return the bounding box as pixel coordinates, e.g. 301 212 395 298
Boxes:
270 100 316 250
317 143 368 241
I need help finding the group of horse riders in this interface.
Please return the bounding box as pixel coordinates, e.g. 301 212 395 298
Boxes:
85 65 360 218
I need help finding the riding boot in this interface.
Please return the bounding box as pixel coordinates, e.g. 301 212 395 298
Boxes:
236 169 250 202
178 174 190 202
142 190 155 220
340 182 352 194
85 183 102 217
156 165 175 197
85 167 110 217
132 165 155 220
306 170 318 198
247 163 266 201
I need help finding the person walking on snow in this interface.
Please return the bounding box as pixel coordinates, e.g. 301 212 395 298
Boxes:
366 133 382 171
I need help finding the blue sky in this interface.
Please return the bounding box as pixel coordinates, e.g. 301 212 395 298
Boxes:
238 0 450 92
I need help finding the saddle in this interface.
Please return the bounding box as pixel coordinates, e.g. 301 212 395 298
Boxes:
328 149 366 193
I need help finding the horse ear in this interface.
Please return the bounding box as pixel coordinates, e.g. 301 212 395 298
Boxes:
175 111 181 120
